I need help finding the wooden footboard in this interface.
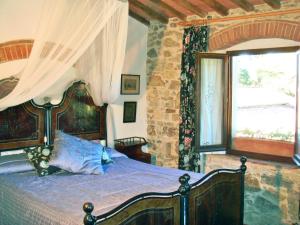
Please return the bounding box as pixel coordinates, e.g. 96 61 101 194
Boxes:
189 169 244 225
83 193 181 225
83 157 247 225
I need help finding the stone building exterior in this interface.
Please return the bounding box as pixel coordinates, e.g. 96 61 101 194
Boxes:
146 1 300 224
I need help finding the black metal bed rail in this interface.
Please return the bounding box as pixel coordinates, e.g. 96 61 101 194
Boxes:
83 156 247 225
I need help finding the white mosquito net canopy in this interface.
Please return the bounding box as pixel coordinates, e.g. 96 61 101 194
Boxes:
0 0 128 110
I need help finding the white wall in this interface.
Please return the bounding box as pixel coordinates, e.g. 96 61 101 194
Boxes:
0 0 42 43
108 17 148 149
0 0 149 149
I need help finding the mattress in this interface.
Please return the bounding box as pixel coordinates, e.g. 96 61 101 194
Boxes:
0 157 203 225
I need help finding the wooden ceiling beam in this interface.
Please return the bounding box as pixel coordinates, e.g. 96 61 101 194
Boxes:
263 0 281 9
150 0 186 21
201 0 229 16
178 0 207 18
229 0 255 12
129 10 150 26
129 0 169 23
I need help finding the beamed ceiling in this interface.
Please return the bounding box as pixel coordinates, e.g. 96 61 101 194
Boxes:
129 0 282 25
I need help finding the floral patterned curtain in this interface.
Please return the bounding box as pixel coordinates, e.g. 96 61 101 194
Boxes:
179 26 209 171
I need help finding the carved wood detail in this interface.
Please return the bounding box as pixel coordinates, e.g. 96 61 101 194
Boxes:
0 101 44 151
51 82 107 142
0 82 107 151
189 173 242 225
84 158 247 225
95 196 180 225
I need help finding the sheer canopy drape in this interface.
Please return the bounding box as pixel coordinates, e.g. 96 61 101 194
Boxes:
0 0 128 110
75 5 128 146
75 5 128 106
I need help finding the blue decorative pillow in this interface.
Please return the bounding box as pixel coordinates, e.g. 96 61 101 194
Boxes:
25 145 58 176
51 131 104 174
90 140 113 164
102 147 114 164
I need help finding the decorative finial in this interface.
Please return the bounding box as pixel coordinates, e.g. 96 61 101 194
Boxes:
178 173 191 195
83 202 96 225
43 96 51 103
240 156 247 174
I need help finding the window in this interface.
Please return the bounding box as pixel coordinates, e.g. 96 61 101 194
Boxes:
195 54 228 152
197 47 300 163
295 50 300 165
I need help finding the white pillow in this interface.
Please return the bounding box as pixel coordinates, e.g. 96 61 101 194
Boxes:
0 153 34 174
51 131 104 174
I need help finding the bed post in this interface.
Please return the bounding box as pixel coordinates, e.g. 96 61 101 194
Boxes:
44 102 53 145
83 202 96 225
103 103 108 147
240 156 247 225
178 173 191 225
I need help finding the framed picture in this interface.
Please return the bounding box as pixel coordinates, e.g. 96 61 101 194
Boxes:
121 74 140 95
123 102 137 123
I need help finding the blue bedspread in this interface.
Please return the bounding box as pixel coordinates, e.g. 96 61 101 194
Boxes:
0 157 203 225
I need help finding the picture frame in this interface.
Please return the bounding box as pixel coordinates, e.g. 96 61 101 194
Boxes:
121 74 140 95
123 102 137 123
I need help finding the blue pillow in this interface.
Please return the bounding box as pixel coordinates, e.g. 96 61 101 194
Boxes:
51 131 104 175
102 147 114 164
90 140 113 164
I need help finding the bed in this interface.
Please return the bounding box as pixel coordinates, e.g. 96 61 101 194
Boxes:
0 81 247 225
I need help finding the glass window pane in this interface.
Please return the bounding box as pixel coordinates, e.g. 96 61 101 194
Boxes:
200 58 224 146
297 52 300 155
231 52 297 156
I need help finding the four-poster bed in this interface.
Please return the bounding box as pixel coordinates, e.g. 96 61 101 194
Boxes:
0 82 247 225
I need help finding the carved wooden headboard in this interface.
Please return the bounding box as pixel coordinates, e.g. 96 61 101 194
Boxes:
0 81 107 152
0 102 44 150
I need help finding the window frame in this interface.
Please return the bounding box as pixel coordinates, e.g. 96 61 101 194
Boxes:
195 53 229 152
294 49 300 166
228 46 299 164
196 46 300 164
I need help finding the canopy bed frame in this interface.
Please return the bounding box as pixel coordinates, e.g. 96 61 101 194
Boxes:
0 81 247 225
0 81 108 150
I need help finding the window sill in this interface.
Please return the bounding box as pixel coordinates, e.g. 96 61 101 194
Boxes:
232 137 294 158
228 149 294 164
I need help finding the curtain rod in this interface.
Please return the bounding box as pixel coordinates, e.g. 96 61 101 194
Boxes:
178 8 300 27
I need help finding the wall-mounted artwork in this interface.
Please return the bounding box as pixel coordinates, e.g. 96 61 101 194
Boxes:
121 74 140 95
123 101 137 123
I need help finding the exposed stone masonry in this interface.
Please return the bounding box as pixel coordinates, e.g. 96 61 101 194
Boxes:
203 155 300 225
147 1 300 168
146 1 300 224
146 21 183 167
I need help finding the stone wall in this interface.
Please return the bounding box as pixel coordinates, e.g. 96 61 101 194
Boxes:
203 155 300 225
147 1 300 168
146 1 300 224
146 21 182 167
